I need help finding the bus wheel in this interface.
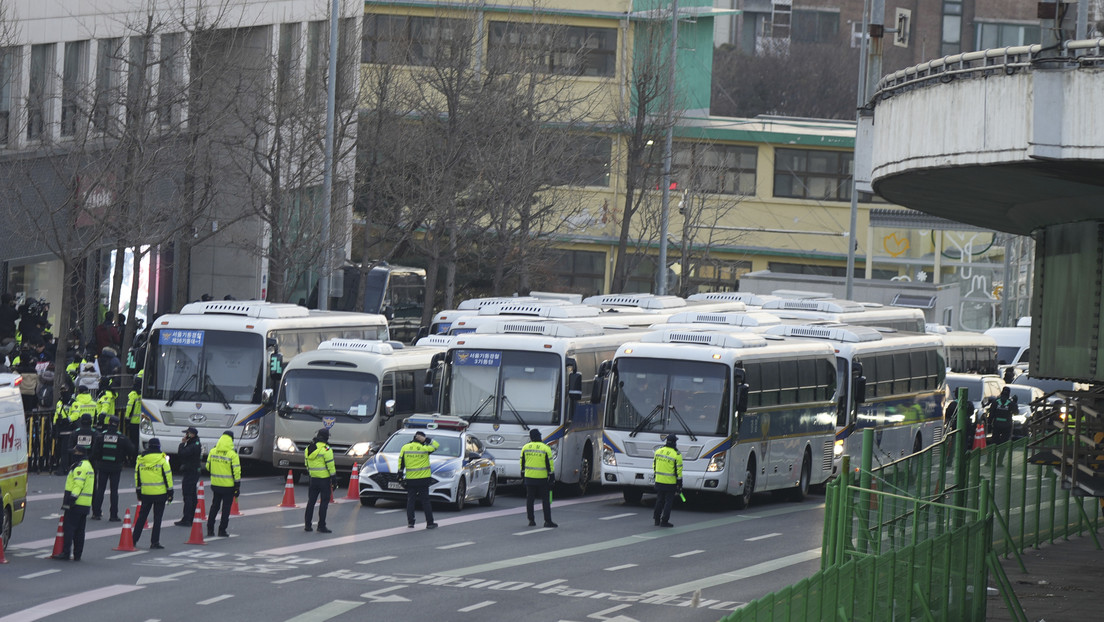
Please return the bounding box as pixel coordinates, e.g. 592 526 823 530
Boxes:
360 496 378 507
453 478 467 511
574 454 592 497
790 450 811 502
479 474 497 507
622 488 644 505
735 457 756 510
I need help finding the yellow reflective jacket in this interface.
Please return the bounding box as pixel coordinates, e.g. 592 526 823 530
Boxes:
66 459 96 507
521 441 555 479
306 441 336 479
206 434 241 488
135 452 173 496
653 446 683 485
399 439 439 480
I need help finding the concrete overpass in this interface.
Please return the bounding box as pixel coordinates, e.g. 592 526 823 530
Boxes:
865 38 1104 384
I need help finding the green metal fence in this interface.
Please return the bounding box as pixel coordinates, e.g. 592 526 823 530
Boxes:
718 397 1103 622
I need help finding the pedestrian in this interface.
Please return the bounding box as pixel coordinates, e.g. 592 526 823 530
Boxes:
133 437 173 550
652 434 683 528
94 311 120 356
174 427 202 527
91 416 134 521
1002 366 1016 385
0 292 18 343
52 444 94 561
399 429 438 529
521 428 557 528
206 431 240 537
304 428 336 533
98 346 122 390
987 387 1018 447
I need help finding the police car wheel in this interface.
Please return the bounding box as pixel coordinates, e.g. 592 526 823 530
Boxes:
453 479 467 511
479 474 497 507
360 496 378 507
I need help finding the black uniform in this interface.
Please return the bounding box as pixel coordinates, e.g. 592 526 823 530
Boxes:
91 422 134 520
988 392 1017 445
175 430 202 526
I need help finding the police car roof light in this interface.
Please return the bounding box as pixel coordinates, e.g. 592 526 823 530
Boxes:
403 414 468 431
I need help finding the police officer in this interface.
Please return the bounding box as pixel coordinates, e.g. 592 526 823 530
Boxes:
304 428 337 533
133 437 173 549
399 430 439 529
653 434 683 528
206 431 241 538
988 387 1018 461
521 428 557 528
52 397 73 475
91 416 134 521
70 412 97 484
52 444 95 561
124 373 143 450
174 427 202 527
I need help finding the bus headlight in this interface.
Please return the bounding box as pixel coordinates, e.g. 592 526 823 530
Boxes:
707 451 726 472
602 446 616 466
275 437 297 452
140 417 154 435
243 421 260 439
833 440 845 457
348 442 372 457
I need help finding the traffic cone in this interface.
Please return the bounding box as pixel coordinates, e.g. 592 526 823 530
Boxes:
230 496 243 516
197 481 207 515
279 470 297 508
185 502 206 545
974 423 988 450
50 515 65 557
345 462 360 500
112 508 137 551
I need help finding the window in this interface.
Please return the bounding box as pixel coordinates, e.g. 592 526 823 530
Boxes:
488 22 616 77
545 249 605 295
278 24 301 105
0 47 15 144
306 21 327 106
792 10 839 44
773 148 852 201
672 143 757 196
62 41 87 137
686 260 752 294
976 23 1041 49
27 44 53 140
158 33 182 127
127 37 149 126
941 1 963 56
550 136 611 187
94 38 121 132
362 15 470 67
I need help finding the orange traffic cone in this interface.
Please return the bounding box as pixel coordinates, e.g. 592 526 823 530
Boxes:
185 502 206 545
230 496 243 516
50 515 65 557
974 423 988 450
345 462 360 500
113 508 137 551
279 470 297 508
197 481 207 515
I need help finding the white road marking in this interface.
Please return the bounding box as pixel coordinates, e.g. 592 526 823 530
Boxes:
20 570 62 579
374 509 401 514
457 601 496 612
437 541 474 550
745 532 782 542
648 549 822 595
283 600 363 621
513 527 554 536
356 555 397 565
0 584 145 622
588 604 637 620
599 513 636 521
272 575 312 584
105 551 146 560
670 550 704 558
197 595 234 605
603 563 638 571
283 524 307 529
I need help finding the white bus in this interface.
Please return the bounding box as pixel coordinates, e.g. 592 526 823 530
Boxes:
759 298 927 333
597 329 838 508
936 331 1000 375
140 301 389 462
427 320 646 494
272 339 444 482
765 324 947 465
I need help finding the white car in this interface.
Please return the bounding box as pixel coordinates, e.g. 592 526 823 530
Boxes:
358 415 497 511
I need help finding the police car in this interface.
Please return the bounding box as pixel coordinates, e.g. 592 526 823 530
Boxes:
358 415 497 511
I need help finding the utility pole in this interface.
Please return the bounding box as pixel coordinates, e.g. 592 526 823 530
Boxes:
657 0 679 295
846 0 883 300
318 0 340 310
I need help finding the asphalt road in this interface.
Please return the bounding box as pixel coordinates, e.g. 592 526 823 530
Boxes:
5 469 826 622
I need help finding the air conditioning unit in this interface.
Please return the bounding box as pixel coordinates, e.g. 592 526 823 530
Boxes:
893 8 911 48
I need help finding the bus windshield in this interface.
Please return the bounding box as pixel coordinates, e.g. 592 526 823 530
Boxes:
607 358 730 438
145 329 265 404
278 369 380 421
444 350 561 427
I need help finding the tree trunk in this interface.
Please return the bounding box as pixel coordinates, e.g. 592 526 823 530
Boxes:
420 252 440 328
110 243 126 316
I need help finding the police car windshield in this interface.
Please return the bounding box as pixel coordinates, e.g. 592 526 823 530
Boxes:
380 432 463 457
278 369 379 420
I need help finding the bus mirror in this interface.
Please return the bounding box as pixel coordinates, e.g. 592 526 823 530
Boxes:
423 368 437 396
735 383 749 414
590 377 604 404
384 399 396 418
854 376 867 404
430 352 446 367
596 359 613 377
262 388 274 406
568 372 583 401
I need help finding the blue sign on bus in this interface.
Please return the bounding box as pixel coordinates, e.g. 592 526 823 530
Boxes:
454 350 501 367
159 329 205 347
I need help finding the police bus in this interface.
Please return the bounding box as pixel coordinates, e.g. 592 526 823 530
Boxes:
765 323 947 465
759 298 927 333
273 338 444 482
426 320 646 495
140 300 388 463
597 329 838 508
933 329 999 375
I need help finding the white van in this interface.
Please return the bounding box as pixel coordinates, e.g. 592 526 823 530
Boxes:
984 318 1031 367
0 372 29 548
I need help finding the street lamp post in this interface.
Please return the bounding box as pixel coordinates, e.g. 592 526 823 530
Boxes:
657 0 679 295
